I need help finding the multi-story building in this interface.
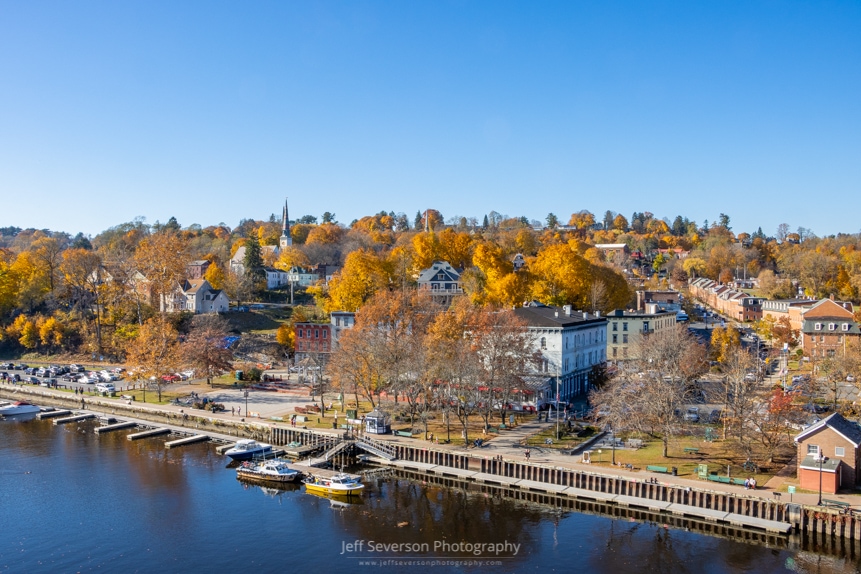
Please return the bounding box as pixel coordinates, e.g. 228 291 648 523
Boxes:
801 298 860 359
294 322 332 361
417 261 463 306
605 309 677 361
513 302 607 403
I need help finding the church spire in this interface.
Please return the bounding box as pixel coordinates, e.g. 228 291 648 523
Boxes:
280 197 292 248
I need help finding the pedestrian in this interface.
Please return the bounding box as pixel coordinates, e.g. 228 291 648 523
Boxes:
750 477 756 490
238 407 241 417
744 478 750 490
231 406 235 416
525 448 531 461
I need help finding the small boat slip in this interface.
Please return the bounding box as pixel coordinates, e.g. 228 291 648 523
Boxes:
53 413 96 425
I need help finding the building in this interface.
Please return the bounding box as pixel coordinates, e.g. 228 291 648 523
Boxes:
161 279 229 314
263 267 290 290
801 298 860 359
688 278 764 322
186 260 211 280
229 244 279 276
330 311 356 347
794 413 861 494
605 309 677 361
636 290 681 312
417 261 463 305
294 322 332 362
279 197 292 250
512 302 607 403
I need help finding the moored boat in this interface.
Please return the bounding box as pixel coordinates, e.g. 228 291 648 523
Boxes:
0 401 41 416
236 460 302 484
303 472 364 497
224 439 273 461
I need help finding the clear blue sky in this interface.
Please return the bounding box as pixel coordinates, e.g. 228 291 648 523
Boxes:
1 1 859 238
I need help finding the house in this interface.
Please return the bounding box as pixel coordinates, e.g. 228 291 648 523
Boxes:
264 267 290 290
513 302 607 403
161 279 229 314
229 244 280 276
286 266 319 287
801 298 860 359
330 311 356 347
186 260 211 280
636 290 681 312
794 413 861 494
605 309 677 361
417 261 463 305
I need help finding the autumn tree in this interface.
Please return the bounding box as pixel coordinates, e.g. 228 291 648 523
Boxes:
181 314 234 385
133 231 190 313
60 248 106 353
31 236 66 297
125 316 181 402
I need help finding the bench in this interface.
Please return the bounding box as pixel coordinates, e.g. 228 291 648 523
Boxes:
823 499 851 510
394 430 414 437
707 475 748 486
646 465 669 473
683 447 700 454
294 407 307 415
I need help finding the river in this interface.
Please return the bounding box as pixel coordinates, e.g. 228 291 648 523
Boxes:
1 415 858 573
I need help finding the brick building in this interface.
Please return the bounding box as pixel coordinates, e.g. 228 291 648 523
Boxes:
794 413 861 494
801 298 860 359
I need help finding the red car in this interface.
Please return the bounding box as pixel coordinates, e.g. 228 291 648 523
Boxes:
161 374 180 383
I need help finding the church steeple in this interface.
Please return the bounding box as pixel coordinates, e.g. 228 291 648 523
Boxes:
280 197 292 248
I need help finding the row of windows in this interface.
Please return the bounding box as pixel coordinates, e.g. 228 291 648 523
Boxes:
814 322 851 331
297 341 330 351
298 329 328 339
807 444 845 457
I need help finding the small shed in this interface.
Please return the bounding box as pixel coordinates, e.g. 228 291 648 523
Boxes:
364 409 391 434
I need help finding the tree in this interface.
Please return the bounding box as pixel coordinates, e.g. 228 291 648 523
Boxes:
590 324 706 457
242 234 265 287
31 236 66 297
546 213 559 229
181 314 234 385
125 316 181 402
718 213 731 230
612 214 629 232
321 212 336 224
134 231 190 313
276 323 294 354
60 248 105 353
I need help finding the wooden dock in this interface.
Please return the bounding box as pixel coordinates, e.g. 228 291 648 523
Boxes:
94 421 137 434
37 409 71 419
53 413 96 425
371 458 791 534
164 434 209 449
291 463 360 482
127 428 171 440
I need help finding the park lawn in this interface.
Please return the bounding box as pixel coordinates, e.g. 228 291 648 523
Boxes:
523 425 597 450
587 435 776 486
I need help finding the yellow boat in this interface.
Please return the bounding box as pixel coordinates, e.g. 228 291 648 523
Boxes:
303 473 364 497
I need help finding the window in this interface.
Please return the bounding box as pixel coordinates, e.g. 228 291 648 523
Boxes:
612 323 618 332
643 321 650 333
815 323 822 331
322 331 327 339
623 322 628 332
612 334 618 344
828 323 836 331
622 334 628 344
540 337 546 350
843 323 850 331
612 347 617 358
807 444 820 456
835 446 845 457
314 330 319 339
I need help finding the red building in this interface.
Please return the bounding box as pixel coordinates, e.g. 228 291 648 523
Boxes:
294 322 332 357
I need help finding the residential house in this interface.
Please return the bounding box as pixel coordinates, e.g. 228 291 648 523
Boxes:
229 244 280 276
513 302 607 403
418 261 463 305
264 267 290 290
186 260 211 280
605 309 676 361
794 413 861 494
161 279 229 314
330 311 356 347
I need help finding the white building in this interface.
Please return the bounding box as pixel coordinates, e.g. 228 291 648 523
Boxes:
513 302 607 403
161 279 230 314
605 309 677 361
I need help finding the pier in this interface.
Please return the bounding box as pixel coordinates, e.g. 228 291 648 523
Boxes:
165 434 209 449
53 413 96 425
94 421 137 434
128 428 172 440
37 409 71 419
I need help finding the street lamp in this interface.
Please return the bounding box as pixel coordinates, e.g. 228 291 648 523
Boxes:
244 389 249 419
817 453 827 506
611 426 616 465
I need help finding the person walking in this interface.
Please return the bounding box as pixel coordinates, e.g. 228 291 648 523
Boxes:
525 448 531 462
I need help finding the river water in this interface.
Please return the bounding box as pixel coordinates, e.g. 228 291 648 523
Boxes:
1 416 858 574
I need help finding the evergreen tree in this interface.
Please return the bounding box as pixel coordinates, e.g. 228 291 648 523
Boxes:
603 210 615 230
672 216 686 236
546 213 559 228
243 235 265 284
415 211 423 229
482 214 489 229
164 216 181 232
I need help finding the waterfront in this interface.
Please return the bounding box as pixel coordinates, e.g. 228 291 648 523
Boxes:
1 415 859 573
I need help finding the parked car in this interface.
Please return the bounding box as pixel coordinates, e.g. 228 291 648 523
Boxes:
78 376 97 384
684 407 700 422
26 376 40 385
249 303 265 309
60 374 77 382
0 362 14 369
707 409 723 424
95 383 115 394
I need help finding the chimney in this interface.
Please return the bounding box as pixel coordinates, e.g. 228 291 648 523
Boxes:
563 305 572 316
554 311 559 317
596 310 601 318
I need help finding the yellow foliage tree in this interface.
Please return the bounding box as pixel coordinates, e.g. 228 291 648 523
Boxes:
203 263 226 290
411 232 442 271
276 323 294 351
437 229 473 269
324 249 392 312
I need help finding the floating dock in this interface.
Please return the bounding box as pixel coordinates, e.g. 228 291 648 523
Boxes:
164 434 209 449
127 428 172 440
94 421 137 434
53 413 96 425
37 410 71 419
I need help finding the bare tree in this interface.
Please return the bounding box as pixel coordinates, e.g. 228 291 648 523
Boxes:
182 314 235 385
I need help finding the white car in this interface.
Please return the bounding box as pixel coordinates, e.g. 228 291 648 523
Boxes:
78 376 97 384
95 383 115 393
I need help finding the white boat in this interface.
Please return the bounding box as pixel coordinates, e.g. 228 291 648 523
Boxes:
0 401 41 416
303 473 365 497
236 460 302 484
224 439 273 461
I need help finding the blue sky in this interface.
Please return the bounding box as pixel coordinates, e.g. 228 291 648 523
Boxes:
1 1 859 238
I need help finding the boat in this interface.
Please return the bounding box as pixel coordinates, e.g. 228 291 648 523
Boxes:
303 472 365 497
236 460 302 484
224 439 273 461
0 401 41 416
